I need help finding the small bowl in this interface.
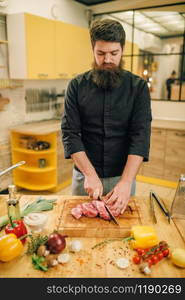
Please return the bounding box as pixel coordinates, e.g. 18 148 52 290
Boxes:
24 213 48 233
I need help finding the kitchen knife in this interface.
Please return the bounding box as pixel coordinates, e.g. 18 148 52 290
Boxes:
151 191 171 223
104 204 120 226
97 196 119 225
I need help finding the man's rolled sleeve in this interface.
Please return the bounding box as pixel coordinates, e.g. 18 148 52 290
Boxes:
128 80 152 161
61 79 85 159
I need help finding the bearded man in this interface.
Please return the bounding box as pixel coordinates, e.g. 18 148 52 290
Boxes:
61 19 152 216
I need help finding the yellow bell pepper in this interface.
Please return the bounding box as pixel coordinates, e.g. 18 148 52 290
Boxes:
0 233 23 262
130 226 159 249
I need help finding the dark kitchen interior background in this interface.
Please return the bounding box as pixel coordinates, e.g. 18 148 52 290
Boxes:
92 2 185 102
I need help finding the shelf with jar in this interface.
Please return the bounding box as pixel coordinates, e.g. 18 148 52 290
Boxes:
10 120 73 192
10 129 57 191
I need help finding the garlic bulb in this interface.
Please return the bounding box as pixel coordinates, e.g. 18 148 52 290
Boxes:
70 240 82 252
58 253 70 264
116 258 129 269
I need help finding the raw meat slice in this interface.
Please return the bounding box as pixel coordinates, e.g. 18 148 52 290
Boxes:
92 200 111 220
71 204 83 219
81 202 98 217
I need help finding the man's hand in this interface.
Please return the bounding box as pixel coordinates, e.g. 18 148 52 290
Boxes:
104 181 132 216
84 174 103 199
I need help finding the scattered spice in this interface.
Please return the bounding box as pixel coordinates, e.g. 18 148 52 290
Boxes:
76 258 84 265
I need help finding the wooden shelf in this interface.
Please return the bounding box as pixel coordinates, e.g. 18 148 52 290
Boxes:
13 147 55 154
19 166 55 173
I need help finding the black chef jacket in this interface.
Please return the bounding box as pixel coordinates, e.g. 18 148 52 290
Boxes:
61 69 152 178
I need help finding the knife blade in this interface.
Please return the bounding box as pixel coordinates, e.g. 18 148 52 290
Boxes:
104 204 120 226
97 196 119 226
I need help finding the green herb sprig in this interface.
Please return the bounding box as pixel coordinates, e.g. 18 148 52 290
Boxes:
31 253 48 272
26 234 48 255
92 236 133 249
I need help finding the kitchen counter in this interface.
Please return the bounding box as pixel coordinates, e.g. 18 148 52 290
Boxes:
10 119 185 135
152 119 185 131
10 120 61 135
0 195 184 278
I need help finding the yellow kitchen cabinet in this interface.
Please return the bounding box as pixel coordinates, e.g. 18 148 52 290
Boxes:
10 120 73 192
7 13 55 79
25 14 55 79
7 13 93 79
55 21 93 79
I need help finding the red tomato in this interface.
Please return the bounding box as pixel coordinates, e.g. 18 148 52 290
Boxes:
162 249 169 257
157 252 164 260
136 249 145 256
146 258 153 267
154 247 160 254
132 255 141 264
151 255 158 264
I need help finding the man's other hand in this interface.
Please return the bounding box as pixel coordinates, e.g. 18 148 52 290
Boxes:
104 181 132 216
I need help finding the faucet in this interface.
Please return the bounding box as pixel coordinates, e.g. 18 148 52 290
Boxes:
0 161 26 177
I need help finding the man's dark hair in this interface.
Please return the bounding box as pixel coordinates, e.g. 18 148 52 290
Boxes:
90 19 126 49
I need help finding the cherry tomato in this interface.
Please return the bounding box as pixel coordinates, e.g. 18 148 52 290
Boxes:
154 247 160 254
157 252 164 260
136 248 145 256
151 255 158 264
146 258 153 267
162 249 169 257
132 255 141 264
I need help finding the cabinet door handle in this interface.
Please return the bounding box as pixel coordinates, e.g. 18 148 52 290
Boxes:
153 130 163 135
38 74 48 77
175 132 185 137
58 73 68 77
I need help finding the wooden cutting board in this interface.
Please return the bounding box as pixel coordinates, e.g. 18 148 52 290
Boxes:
59 197 141 237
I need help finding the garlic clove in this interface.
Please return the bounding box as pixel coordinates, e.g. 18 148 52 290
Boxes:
58 253 70 264
70 240 82 253
116 258 129 269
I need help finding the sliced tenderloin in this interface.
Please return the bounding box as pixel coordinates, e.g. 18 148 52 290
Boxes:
71 204 83 219
92 200 111 220
81 202 98 217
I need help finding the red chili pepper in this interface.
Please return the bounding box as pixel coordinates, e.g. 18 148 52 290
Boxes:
5 219 27 244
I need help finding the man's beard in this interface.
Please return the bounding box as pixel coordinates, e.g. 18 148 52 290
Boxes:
91 60 123 89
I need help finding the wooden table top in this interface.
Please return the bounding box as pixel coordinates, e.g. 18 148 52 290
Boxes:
0 195 185 278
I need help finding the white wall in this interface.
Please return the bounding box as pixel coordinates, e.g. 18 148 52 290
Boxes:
1 0 88 27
